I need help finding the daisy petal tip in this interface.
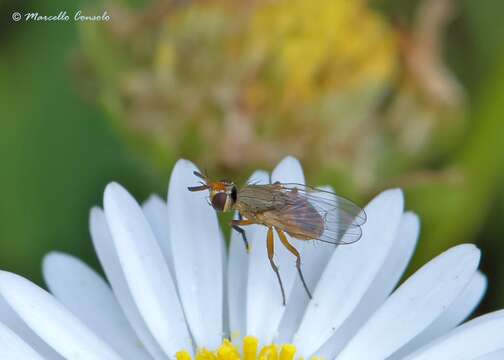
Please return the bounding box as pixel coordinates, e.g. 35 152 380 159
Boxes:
402 212 421 234
474 247 482 262
143 194 164 207
273 155 305 183
175 158 193 165
274 155 302 172
365 188 404 220
41 251 69 272
249 170 270 184
173 159 198 173
472 271 488 304
104 181 127 201
278 155 301 166
442 244 481 273
455 243 481 258
476 270 488 287
403 211 420 223
170 160 203 192
90 205 101 213
104 181 121 192
383 188 404 202
42 250 65 262
103 183 142 218
89 206 103 222
369 188 404 210
42 252 84 280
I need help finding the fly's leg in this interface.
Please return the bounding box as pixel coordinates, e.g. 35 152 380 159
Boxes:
231 222 250 252
267 226 286 306
231 214 254 252
276 228 313 300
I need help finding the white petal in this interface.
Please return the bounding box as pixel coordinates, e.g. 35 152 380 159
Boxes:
405 310 504 360
228 217 248 341
272 156 306 184
276 186 337 344
475 349 504 360
246 156 305 344
355 212 420 309
90 207 167 359
0 271 122 360
316 211 419 358
43 252 151 360
143 195 176 280
0 321 44 360
0 296 62 359
167 160 224 349
104 182 192 357
222 225 229 339
228 170 269 343
391 271 487 359
294 189 404 357
337 244 481 360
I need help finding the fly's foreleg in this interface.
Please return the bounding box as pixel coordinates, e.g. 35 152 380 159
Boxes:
231 214 254 252
276 228 313 300
267 226 286 306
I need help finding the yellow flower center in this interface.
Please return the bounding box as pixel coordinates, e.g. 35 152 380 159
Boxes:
176 336 322 360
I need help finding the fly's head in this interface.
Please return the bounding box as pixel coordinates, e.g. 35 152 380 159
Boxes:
187 171 237 212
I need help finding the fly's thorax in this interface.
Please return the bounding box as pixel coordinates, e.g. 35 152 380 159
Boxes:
236 184 279 214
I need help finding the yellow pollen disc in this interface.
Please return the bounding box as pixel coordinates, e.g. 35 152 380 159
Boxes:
177 350 193 360
176 336 323 360
259 344 278 360
243 336 259 360
279 344 296 360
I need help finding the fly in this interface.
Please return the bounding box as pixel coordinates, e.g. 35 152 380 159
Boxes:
188 171 367 305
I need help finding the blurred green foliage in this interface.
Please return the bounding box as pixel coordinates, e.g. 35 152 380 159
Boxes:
0 0 503 313
0 0 162 284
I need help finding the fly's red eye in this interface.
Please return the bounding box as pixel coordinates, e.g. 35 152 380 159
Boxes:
211 192 228 211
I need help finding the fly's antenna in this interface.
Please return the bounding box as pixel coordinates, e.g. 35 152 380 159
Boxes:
246 178 261 186
196 168 210 181
188 183 208 192
188 171 210 192
193 171 207 181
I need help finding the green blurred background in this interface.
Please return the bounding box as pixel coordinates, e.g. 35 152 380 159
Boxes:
1 0 503 315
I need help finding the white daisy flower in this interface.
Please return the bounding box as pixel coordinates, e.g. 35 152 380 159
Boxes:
0 156 503 360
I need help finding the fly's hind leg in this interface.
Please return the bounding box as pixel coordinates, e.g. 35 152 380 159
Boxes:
267 226 286 306
231 214 253 252
276 228 313 300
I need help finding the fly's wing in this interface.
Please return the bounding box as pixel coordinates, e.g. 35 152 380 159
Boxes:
278 183 367 245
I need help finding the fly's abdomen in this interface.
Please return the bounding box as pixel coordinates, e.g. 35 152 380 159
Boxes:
264 193 325 240
283 201 325 240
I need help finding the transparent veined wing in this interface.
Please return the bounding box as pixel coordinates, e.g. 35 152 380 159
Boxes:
276 183 366 245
